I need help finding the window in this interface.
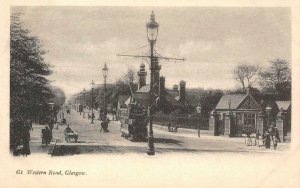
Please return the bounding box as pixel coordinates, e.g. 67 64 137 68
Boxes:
243 113 255 125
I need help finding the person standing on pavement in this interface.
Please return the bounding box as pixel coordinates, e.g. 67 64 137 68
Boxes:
274 127 281 143
265 132 271 149
167 121 171 132
105 117 110 133
255 131 260 146
21 122 31 157
273 137 278 150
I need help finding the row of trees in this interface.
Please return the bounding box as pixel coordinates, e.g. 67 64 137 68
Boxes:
69 68 136 111
10 13 65 123
233 59 291 100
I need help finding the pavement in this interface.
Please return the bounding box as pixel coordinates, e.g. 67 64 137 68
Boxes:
27 108 290 156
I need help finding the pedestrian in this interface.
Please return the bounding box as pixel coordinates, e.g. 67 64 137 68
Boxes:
269 124 275 139
48 119 54 132
255 131 261 146
258 134 264 148
105 117 110 133
273 137 278 150
262 131 266 146
173 125 178 133
21 123 31 157
265 132 271 149
274 127 281 143
27 120 33 131
167 121 171 132
246 130 252 146
43 126 51 145
100 121 104 133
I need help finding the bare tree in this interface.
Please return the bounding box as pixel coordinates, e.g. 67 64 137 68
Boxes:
259 59 291 89
233 64 260 92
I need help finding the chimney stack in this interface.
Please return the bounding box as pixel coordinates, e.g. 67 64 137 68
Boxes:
179 80 186 106
137 63 147 90
152 57 161 82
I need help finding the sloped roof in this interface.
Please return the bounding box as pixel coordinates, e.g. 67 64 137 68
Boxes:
125 94 152 106
275 101 291 111
118 95 131 105
215 94 247 110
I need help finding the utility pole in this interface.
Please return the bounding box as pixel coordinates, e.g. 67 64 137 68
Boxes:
91 80 95 123
117 11 184 155
102 63 108 121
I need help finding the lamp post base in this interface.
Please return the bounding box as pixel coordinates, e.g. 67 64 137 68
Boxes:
146 136 155 155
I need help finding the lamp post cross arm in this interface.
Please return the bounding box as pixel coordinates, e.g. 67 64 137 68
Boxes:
116 54 185 61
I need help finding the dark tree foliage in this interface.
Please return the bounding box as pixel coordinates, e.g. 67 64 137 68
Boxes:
185 88 224 117
10 13 53 121
51 87 66 107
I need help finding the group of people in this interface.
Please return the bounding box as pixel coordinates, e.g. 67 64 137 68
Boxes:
245 126 281 150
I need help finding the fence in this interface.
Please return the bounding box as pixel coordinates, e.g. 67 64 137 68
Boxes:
153 114 209 130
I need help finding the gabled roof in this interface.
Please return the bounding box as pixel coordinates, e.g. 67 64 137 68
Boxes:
215 94 247 110
275 101 291 111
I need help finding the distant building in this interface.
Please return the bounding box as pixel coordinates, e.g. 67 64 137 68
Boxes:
121 62 188 113
213 91 262 134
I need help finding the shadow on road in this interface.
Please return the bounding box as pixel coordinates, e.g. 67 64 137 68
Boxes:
153 138 183 145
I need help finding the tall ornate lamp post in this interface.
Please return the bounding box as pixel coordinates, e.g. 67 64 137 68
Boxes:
102 63 108 120
82 88 86 118
117 11 184 155
145 11 159 155
91 80 95 124
79 91 83 115
76 94 79 112
266 105 272 130
196 103 202 137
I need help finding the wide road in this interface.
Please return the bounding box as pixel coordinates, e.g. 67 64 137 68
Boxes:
47 108 288 156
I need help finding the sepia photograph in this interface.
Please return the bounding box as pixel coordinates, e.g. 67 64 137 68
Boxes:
10 6 291 156
1 2 300 188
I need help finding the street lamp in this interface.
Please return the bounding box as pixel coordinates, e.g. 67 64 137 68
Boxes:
76 94 79 112
79 91 83 115
196 103 202 137
102 63 108 120
145 11 159 156
266 105 272 131
91 80 95 124
83 88 86 118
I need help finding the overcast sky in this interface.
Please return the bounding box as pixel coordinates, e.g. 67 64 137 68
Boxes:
11 6 291 98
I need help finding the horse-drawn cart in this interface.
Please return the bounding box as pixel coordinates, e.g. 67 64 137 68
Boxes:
64 131 78 143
